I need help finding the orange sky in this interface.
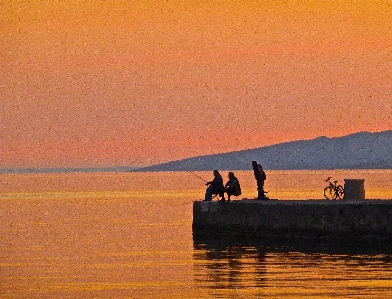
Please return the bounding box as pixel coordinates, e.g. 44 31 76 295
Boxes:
1 1 391 168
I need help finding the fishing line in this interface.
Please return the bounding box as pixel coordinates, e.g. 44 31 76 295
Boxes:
189 171 208 183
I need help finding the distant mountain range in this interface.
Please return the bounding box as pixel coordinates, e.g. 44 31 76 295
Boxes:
136 130 392 171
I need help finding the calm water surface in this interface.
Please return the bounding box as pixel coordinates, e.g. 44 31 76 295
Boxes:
1 170 391 298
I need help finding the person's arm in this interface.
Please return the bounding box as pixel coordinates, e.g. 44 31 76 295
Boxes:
254 170 261 181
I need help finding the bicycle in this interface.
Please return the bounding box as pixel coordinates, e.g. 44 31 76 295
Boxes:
323 177 344 200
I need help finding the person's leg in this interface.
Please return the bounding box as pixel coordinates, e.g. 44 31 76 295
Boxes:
261 181 266 199
227 188 235 202
257 181 265 199
220 189 225 201
204 185 213 201
257 187 263 199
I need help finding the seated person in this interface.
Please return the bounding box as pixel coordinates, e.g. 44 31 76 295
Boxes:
222 172 241 202
204 170 224 201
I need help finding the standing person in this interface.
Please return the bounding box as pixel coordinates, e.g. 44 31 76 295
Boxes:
222 172 241 202
252 161 267 200
204 170 224 201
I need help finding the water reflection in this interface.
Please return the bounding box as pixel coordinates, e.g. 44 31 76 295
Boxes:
193 238 392 297
194 241 267 290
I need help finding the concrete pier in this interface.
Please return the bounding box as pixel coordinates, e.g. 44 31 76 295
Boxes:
193 200 392 241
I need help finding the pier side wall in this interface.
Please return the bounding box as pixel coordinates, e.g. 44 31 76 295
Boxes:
192 200 392 240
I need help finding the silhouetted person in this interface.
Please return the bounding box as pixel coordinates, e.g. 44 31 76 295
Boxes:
222 172 241 202
252 161 267 199
204 170 224 201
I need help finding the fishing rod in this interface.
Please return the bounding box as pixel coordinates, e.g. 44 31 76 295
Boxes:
189 171 208 183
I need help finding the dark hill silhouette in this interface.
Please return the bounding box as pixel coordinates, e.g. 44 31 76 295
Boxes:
136 130 392 171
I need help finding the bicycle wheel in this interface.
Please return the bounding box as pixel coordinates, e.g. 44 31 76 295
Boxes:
336 185 344 199
324 186 336 200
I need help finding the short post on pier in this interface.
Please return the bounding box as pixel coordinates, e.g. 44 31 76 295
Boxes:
343 179 365 200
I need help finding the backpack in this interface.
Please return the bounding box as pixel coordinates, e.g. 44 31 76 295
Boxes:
236 179 242 196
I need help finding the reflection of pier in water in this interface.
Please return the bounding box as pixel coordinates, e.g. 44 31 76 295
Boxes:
193 238 392 296
193 241 268 290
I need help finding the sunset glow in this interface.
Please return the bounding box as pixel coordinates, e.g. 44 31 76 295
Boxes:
2 1 391 168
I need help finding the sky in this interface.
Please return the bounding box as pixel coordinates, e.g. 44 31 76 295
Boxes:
1 1 391 169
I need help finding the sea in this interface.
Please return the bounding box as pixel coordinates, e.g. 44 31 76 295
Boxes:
1 169 392 298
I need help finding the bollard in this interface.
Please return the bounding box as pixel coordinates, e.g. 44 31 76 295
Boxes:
343 179 365 200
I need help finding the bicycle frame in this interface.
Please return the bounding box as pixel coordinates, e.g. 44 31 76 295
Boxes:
324 177 344 200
